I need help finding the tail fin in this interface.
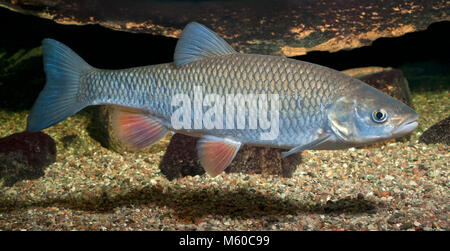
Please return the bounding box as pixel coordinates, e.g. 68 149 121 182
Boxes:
27 39 93 132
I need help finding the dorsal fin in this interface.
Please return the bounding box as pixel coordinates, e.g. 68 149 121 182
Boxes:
174 22 236 67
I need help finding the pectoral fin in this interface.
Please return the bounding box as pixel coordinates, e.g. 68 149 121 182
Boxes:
281 132 331 158
111 107 169 151
197 136 241 177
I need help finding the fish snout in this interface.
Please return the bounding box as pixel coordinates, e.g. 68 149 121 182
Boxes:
391 112 419 138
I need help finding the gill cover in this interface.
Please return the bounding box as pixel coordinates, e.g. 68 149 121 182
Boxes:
327 97 359 142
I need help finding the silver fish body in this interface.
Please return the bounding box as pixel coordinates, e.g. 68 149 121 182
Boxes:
80 53 357 149
27 22 418 176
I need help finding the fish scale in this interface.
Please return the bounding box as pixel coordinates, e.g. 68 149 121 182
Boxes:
80 53 355 148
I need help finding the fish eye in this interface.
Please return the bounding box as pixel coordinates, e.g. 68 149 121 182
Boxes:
372 109 388 123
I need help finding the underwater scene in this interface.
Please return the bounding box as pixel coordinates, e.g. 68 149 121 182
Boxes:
0 0 448 231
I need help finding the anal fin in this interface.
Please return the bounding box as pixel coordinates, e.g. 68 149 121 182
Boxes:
197 136 241 177
111 107 169 151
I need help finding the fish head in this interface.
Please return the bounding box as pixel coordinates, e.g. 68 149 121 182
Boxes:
327 82 418 146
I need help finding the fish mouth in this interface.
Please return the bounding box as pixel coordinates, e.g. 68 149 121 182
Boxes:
391 119 418 138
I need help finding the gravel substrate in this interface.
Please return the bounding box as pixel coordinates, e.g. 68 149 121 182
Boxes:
0 90 448 231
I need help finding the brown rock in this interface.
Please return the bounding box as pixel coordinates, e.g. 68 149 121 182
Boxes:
0 0 448 56
159 134 204 180
159 133 300 179
0 131 56 186
419 116 450 145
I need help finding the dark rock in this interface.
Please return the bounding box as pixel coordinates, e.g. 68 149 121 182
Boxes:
159 134 204 180
0 131 56 186
419 116 450 145
159 133 299 180
0 0 448 56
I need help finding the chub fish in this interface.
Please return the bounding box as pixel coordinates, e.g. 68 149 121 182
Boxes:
27 22 418 177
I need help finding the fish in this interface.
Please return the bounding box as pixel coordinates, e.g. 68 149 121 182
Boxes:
27 22 418 177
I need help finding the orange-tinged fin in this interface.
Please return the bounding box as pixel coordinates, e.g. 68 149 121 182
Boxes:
197 136 241 177
111 108 169 151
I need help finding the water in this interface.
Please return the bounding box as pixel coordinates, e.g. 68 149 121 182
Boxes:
0 6 448 231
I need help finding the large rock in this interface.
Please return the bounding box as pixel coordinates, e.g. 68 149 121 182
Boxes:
159 133 300 179
419 116 450 145
0 131 56 186
0 0 448 56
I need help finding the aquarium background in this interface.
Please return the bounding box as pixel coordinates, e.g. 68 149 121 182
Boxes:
0 6 448 231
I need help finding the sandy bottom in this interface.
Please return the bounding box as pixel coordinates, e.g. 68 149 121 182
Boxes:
0 90 448 231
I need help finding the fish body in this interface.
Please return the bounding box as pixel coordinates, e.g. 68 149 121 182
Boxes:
27 22 418 176
79 54 356 149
